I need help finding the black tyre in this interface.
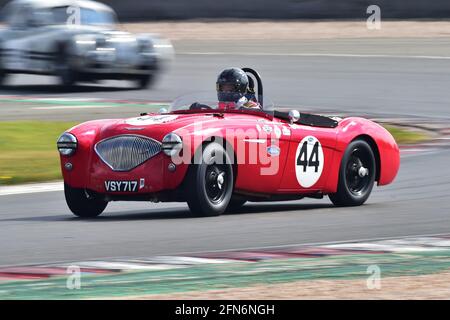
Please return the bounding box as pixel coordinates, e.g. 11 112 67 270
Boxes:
135 73 155 89
186 142 234 217
55 48 77 87
329 140 376 207
64 183 107 218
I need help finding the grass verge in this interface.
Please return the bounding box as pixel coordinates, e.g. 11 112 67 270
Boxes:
0 121 78 185
383 124 430 145
0 121 431 186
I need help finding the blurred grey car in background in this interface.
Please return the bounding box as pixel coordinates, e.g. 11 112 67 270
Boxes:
0 0 173 88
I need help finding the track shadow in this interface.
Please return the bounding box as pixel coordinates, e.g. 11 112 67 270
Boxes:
0 202 334 223
225 202 334 215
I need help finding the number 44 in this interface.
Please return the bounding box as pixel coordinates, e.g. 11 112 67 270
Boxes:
297 141 320 172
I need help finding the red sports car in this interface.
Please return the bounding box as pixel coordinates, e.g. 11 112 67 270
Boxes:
57 68 400 218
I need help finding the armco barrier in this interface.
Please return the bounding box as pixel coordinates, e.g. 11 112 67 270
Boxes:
1 0 450 21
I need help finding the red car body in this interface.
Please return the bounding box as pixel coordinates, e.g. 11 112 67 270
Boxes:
59 110 399 201
58 68 399 217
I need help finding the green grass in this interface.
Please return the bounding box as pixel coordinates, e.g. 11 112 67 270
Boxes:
0 121 78 185
383 124 430 145
0 121 431 186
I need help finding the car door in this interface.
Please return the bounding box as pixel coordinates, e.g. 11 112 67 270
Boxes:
233 116 291 194
278 121 338 193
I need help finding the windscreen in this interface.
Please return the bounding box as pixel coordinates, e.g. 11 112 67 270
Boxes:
51 6 116 26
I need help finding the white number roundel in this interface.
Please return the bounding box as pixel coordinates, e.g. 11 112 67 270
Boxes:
295 136 324 188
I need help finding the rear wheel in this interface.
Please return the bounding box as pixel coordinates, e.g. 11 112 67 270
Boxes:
186 142 234 217
329 140 376 206
64 183 107 218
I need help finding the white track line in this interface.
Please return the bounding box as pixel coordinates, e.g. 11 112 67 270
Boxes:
170 232 450 256
180 51 450 60
1 232 449 269
0 182 63 196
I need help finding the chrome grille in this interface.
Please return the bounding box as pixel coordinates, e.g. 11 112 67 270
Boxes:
95 135 161 171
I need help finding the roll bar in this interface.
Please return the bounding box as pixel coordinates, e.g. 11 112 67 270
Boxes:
242 67 263 107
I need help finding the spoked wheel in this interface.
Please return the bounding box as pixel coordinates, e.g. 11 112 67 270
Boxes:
186 142 234 217
329 140 376 206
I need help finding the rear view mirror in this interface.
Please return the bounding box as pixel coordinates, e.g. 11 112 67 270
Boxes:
288 110 300 124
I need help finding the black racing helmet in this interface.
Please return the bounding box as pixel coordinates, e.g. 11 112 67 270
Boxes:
216 68 249 102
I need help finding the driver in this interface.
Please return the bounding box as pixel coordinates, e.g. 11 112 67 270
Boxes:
216 68 261 109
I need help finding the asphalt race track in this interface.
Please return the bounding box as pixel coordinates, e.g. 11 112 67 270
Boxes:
1 38 450 266
1 39 450 120
1 149 449 266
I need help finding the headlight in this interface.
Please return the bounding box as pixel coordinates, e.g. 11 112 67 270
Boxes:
162 133 182 156
57 133 77 156
74 38 96 53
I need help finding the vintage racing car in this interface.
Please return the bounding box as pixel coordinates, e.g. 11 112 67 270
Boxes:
0 0 173 88
57 68 400 217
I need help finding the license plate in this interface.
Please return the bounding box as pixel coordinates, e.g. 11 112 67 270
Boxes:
105 180 138 192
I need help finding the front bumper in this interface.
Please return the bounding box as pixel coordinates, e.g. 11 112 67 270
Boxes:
61 151 189 201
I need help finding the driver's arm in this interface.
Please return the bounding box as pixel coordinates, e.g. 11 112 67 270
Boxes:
242 100 261 109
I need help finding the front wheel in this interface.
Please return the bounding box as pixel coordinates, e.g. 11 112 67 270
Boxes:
329 140 376 206
186 142 234 217
55 50 77 87
64 183 107 218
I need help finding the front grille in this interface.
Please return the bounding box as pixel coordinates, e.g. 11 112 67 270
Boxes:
95 135 161 171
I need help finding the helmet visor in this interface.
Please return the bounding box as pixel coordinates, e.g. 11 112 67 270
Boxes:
217 83 241 93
